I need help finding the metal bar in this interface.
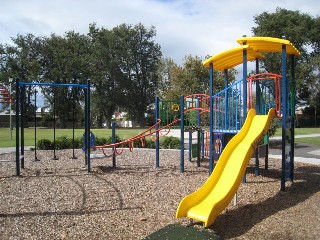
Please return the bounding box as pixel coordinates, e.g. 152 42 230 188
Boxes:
189 131 192 162
52 93 58 160
112 122 116 168
34 89 39 161
290 54 295 182
15 78 20 176
155 96 160 168
209 64 214 174
71 80 77 159
180 94 185 173
281 42 287 191
86 79 91 173
21 86 25 169
243 49 248 119
19 82 88 88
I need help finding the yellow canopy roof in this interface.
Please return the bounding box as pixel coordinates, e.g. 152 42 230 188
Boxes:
203 45 265 71
236 36 301 56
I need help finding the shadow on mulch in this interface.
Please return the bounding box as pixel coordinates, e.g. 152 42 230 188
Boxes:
208 164 320 239
144 224 222 240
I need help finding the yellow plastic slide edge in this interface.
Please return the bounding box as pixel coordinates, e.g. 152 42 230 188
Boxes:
176 109 256 219
237 36 301 56
203 45 265 71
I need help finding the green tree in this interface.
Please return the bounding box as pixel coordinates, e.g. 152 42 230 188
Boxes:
252 8 320 115
157 57 176 98
162 55 238 101
88 24 123 128
112 23 162 127
40 32 91 127
4 34 44 123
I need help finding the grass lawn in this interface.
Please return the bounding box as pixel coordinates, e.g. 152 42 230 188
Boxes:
275 127 320 136
295 137 320 146
1 127 320 148
274 127 320 146
0 127 146 147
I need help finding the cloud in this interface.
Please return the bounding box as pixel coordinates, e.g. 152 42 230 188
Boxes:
0 0 319 65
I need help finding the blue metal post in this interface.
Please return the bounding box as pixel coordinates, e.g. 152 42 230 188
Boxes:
290 54 295 182
20 85 25 169
84 87 88 166
197 97 201 127
86 79 91 173
201 130 205 159
281 41 287 191
188 131 192 161
242 42 248 184
155 96 160 168
243 48 248 118
255 58 260 113
112 122 116 168
224 69 229 130
197 98 202 166
34 89 39 161
15 78 20 176
180 95 185 173
52 92 59 160
255 58 260 176
209 64 214 174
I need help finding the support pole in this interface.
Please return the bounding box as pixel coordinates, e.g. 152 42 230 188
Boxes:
209 64 214 174
71 79 77 159
34 89 39 161
290 54 295 182
197 98 201 167
112 122 116 168
15 78 20 176
254 148 259 176
180 94 184 173
197 129 201 167
201 129 205 159
242 48 248 119
242 39 248 183
281 40 287 191
155 96 160 168
86 79 91 173
188 131 192 162
20 85 25 169
52 93 59 160
224 69 229 129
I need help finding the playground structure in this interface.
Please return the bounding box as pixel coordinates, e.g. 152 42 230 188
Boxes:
12 37 300 226
14 80 92 176
176 36 301 227
0 83 14 104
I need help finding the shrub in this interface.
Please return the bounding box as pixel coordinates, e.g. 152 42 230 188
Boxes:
160 136 180 149
71 137 82 149
37 139 53 150
95 137 108 146
55 135 72 150
145 139 156 149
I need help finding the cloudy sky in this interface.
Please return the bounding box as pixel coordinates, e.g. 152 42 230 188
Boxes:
1 0 319 64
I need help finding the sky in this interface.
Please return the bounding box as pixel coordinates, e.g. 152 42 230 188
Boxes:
1 0 319 66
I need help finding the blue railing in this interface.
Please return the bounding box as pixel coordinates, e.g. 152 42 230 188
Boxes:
212 79 244 133
212 77 277 133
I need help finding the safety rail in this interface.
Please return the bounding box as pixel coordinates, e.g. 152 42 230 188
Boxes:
212 79 244 133
247 73 281 117
184 94 210 114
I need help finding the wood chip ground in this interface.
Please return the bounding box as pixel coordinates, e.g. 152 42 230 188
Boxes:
0 149 319 239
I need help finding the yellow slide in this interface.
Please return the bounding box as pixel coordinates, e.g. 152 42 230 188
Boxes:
176 108 275 227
